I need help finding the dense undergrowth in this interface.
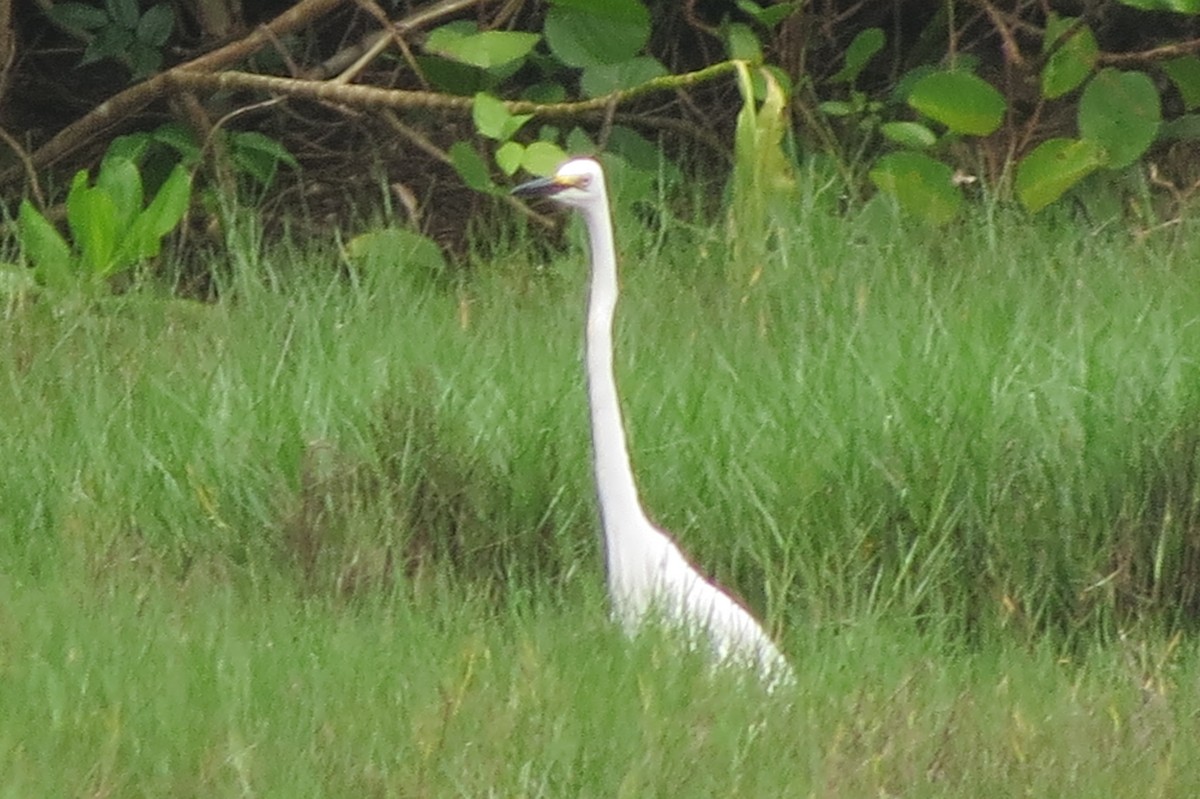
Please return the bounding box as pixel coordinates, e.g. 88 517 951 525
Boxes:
3 187 1200 647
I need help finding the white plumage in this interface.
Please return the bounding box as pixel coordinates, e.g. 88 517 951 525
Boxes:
513 158 793 687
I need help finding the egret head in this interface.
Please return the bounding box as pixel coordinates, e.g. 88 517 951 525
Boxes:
511 158 606 210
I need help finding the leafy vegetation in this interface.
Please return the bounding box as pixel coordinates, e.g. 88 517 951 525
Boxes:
3 197 1200 792
3 2 1200 790
5 0 1200 246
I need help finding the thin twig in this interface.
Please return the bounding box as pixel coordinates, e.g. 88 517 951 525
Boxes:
0 125 43 205
381 111 557 232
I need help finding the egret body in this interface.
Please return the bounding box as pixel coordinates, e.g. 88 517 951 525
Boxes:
513 158 793 686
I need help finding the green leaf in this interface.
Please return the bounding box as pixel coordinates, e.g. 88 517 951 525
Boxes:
818 100 855 117
496 141 524 175
47 2 109 30
17 200 73 288
580 57 667 97
67 171 119 275
879 121 938 149
735 0 798 28
81 25 133 65
141 164 191 239
831 27 885 83
521 141 568 175
136 4 174 46
1040 15 1098 99
723 22 762 64
449 141 496 193
96 156 143 231
1078 68 1160 169
1015 137 1106 212
868 151 962 224
346 228 446 282
1163 55 1200 111
128 41 162 77
105 133 150 165
150 122 201 162
521 82 568 103
907 71 1006 136
425 26 540 70
1159 113 1200 140
229 131 298 169
106 0 139 28
544 4 650 68
472 93 531 141
117 164 190 265
892 65 936 102
1116 0 1200 9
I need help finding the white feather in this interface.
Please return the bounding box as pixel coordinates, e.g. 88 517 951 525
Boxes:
514 158 794 689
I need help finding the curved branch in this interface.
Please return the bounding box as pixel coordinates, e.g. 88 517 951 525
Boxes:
3 0 349 185
164 60 744 120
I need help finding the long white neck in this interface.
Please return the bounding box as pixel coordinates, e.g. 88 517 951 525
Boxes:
579 189 648 550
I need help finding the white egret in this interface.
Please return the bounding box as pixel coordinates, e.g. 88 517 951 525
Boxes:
513 158 793 687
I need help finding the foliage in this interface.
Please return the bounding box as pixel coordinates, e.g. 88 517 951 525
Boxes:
47 0 174 78
8 143 190 294
11 0 1200 233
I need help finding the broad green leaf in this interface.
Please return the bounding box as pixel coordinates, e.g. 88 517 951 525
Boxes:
82 25 133 65
1163 55 1200 110
17 200 72 288
426 26 540 70
907 71 1006 136
117 164 190 265
128 41 162 77
105 132 150 165
107 0 140 29
472 93 531 141
892 65 936 102
831 27 885 83
449 141 496 193
136 3 174 45
580 57 667 97
230 131 298 168
521 141 568 175
96 156 143 231
414 54 489 96
150 122 201 161
1015 137 1106 212
67 176 119 275
346 228 445 282
521 82 567 103
869 151 962 224
141 164 191 239
880 121 938 149
1159 113 1200 140
1041 15 1098 99
605 125 662 171
1079 68 1160 169
546 0 648 22
723 22 762 64
47 2 109 30
544 4 650 68
736 0 798 27
496 141 525 175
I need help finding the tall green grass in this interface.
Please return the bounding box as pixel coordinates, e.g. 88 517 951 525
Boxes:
4 195 1200 793
3 572 1198 796
3 199 1200 636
